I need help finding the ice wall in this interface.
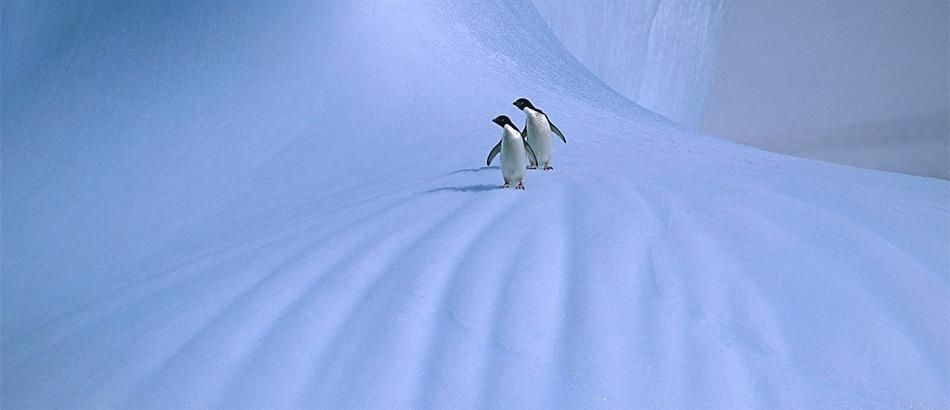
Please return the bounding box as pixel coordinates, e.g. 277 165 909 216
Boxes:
531 0 727 127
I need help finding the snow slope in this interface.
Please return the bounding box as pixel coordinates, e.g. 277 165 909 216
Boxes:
2 1 948 408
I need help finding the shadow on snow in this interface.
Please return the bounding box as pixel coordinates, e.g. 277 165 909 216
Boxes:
425 184 501 193
445 166 500 176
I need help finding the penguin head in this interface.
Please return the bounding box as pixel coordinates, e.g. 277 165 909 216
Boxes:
513 98 534 111
492 115 514 128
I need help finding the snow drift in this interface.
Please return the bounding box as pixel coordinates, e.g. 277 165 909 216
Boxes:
2 0 947 408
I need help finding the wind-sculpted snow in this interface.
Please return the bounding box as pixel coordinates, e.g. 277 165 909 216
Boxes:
2 0 948 408
531 0 728 127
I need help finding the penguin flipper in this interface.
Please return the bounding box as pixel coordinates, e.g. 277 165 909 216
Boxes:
549 120 567 143
486 140 502 166
524 140 539 166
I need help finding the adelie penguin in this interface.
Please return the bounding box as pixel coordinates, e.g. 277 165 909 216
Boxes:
513 97 566 170
487 115 538 190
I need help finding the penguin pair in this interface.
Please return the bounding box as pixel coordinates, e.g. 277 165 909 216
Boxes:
486 98 567 190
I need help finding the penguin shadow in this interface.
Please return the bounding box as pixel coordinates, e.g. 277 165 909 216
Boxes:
425 167 503 193
445 166 499 176
425 184 500 194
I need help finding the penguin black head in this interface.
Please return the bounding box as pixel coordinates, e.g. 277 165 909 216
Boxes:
492 115 515 128
513 98 535 111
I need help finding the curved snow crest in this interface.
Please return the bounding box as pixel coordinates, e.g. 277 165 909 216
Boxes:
3 0 948 408
531 0 728 127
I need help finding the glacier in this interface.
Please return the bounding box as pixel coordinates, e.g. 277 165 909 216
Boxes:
531 0 728 127
2 0 948 409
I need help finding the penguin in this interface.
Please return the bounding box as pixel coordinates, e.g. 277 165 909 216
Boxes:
513 97 566 170
486 115 538 189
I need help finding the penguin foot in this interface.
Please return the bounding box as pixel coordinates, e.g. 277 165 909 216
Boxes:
543 165 553 170
527 165 538 170
515 182 525 190
502 183 510 189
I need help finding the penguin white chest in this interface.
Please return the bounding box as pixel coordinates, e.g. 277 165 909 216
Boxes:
500 126 526 183
525 109 553 165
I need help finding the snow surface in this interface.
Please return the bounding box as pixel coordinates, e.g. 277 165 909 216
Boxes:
2 0 948 408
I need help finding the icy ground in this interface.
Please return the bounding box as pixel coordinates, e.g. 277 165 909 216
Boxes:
2 1 948 408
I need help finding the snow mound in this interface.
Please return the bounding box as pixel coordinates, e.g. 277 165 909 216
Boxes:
3 1 947 408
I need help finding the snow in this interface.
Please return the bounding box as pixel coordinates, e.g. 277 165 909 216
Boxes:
2 0 948 408
531 0 728 127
